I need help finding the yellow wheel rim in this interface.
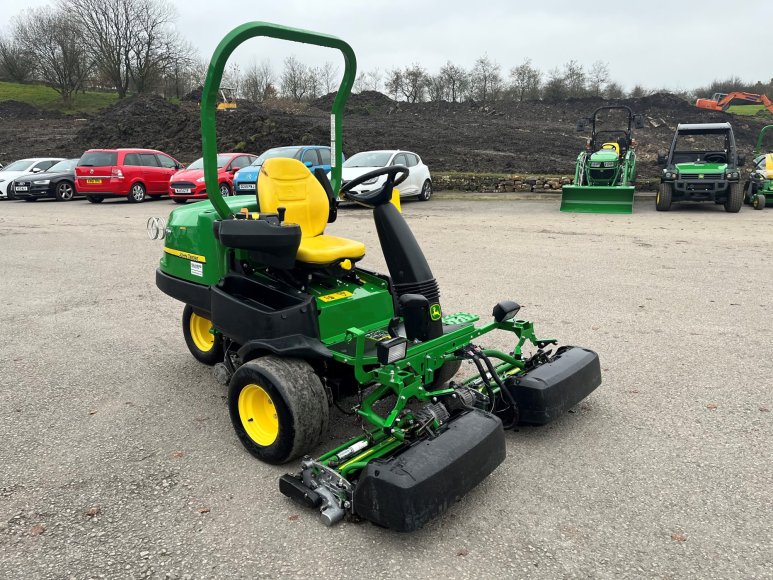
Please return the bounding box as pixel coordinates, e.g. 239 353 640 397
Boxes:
189 312 214 352
238 384 279 446
656 191 660 204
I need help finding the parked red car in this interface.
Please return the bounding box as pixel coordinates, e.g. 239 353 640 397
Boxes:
168 153 257 203
75 148 183 203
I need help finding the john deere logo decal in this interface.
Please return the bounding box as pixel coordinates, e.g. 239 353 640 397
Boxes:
698 174 704 179
430 304 442 321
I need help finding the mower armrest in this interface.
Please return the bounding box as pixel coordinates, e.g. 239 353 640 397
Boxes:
213 218 301 269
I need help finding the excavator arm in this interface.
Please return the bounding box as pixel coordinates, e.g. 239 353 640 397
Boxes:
696 91 773 116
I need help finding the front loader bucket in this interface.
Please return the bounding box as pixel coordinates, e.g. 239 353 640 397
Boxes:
560 185 635 214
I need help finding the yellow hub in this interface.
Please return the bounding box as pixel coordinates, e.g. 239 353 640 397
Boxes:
238 384 279 446
189 312 214 352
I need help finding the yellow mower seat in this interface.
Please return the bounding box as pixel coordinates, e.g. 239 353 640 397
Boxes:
601 142 620 155
257 158 365 266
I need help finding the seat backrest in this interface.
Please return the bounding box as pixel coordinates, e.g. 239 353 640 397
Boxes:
601 142 620 155
257 158 328 238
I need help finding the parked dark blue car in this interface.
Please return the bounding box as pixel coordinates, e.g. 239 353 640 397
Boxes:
232 145 336 194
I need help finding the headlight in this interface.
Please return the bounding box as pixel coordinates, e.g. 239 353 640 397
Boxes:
33 179 50 185
727 172 739 179
362 176 379 185
376 336 408 365
590 162 601 168
196 176 206 182
603 161 616 168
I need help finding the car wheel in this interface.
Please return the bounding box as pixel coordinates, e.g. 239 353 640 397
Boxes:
86 196 104 204
724 182 743 213
656 182 672 211
419 179 432 201
128 183 146 203
173 198 187 204
219 183 231 197
753 193 767 210
55 181 75 201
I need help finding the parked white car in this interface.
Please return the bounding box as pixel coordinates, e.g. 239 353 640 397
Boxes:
340 150 433 201
0 158 64 199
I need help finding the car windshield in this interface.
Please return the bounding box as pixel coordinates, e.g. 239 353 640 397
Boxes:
186 155 232 170
344 152 393 168
47 159 78 173
1 159 35 172
251 147 303 166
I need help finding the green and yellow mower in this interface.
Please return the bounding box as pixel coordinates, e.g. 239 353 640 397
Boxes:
153 22 602 531
745 124 773 210
561 106 645 214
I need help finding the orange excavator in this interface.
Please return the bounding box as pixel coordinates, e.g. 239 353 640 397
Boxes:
696 92 773 115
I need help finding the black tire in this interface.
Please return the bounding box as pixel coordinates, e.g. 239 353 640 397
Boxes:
430 360 462 388
86 195 103 204
55 180 75 201
173 198 187 204
219 183 231 197
656 182 672 211
127 182 146 203
753 193 767 210
724 182 743 213
418 179 432 201
744 181 756 205
228 356 329 464
181 304 223 365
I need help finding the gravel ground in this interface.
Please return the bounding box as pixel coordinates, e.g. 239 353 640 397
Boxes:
0 196 771 579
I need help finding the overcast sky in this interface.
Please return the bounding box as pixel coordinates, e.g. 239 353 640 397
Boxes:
4 0 772 92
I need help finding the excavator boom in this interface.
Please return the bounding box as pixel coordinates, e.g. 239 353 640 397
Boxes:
696 91 773 116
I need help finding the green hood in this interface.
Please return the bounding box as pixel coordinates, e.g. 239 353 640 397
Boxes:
589 150 619 164
674 162 727 174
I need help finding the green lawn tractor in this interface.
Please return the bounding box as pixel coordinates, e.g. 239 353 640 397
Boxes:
560 106 645 214
656 123 745 212
153 22 602 532
744 124 773 210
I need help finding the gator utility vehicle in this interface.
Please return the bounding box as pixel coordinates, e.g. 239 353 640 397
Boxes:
561 106 645 214
744 124 773 210
656 123 745 212
153 22 602 532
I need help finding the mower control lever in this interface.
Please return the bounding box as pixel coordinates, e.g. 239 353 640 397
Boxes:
341 165 409 208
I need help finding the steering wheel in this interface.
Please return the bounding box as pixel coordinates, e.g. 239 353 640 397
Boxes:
340 165 409 207
704 153 726 163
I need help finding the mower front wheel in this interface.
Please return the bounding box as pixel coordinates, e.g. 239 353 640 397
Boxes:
656 183 672 211
182 304 223 365
228 356 329 464
724 182 743 213
753 193 767 210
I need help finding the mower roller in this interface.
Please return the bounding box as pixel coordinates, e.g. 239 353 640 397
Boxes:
561 106 645 214
152 22 602 531
744 124 773 210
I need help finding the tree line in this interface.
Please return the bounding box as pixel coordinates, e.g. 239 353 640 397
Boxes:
1 0 771 108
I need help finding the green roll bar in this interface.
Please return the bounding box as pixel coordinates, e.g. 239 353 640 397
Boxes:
200 22 357 219
753 125 773 157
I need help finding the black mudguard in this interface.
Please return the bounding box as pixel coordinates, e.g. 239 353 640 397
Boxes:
512 346 602 425
352 410 505 532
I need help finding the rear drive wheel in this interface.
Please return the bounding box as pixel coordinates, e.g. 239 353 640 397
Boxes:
418 179 432 201
128 183 146 203
181 304 222 365
173 198 187 204
656 182 672 211
55 181 75 201
753 193 767 210
724 182 742 213
228 356 329 464
219 183 231 197
86 195 104 204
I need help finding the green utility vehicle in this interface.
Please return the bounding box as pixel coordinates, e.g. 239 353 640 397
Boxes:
656 123 745 212
152 22 602 532
561 106 645 214
744 124 773 210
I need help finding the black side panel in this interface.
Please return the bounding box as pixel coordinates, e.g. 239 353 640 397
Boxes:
237 335 333 362
214 219 301 270
156 269 211 313
353 410 505 532
512 346 602 425
211 275 318 345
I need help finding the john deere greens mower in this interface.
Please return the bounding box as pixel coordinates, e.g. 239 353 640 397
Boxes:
153 22 602 531
561 106 645 214
744 124 773 210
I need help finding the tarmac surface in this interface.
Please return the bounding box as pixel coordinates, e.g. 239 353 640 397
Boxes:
1 195 771 579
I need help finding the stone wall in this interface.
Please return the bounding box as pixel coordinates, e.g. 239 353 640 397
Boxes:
433 172 659 193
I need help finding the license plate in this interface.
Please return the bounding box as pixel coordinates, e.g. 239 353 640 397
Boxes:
86 179 102 184
15 186 28 191
238 184 256 191
174 188 192 194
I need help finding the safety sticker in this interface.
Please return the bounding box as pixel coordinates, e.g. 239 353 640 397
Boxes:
319 290 352 303
190 262 203 277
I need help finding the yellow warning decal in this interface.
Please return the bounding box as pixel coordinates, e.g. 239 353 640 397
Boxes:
164 247 207 263
318 290 353 303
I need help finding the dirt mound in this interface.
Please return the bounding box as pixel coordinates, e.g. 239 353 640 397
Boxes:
313 90 396 114
0 100 62 120
182 86 202 102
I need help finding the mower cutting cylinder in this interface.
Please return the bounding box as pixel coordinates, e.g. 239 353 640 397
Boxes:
560 185 635 214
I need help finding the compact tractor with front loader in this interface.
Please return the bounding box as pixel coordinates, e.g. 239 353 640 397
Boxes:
560 106 645 214
744 124 773 210
153 22 602 531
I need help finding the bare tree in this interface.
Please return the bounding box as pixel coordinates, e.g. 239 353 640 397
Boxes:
439 61 468 103
563 60 586 98
629 84 647 98
400 64 428 103
426 73 446 102
604 81 625 99
384 68 402 101
0 34 36 83
161 39 199 99
587 60 609 97
126 0 179 93
242 59 275 102
221 62 242 97
509 58 542 101
352 71 366 94
542 67 567 101
365 68 381 92
319 61 338 94
12 7 92 106
280 56 308 100
470 54 502 103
